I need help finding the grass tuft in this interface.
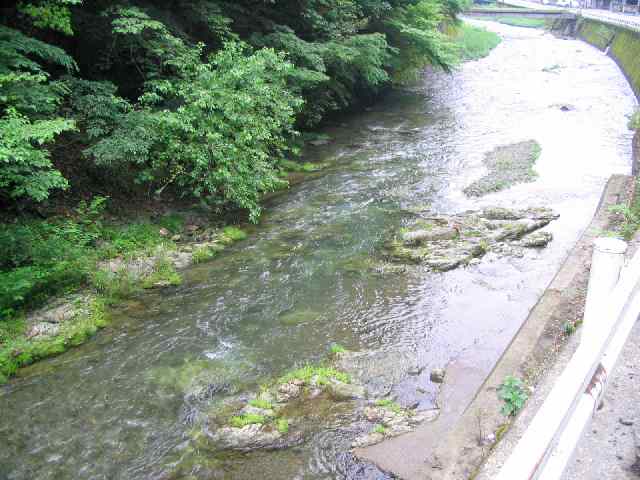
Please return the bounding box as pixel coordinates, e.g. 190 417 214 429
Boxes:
279 364 350 386
229 413 266 428
248 398 273 410
453 22 502 61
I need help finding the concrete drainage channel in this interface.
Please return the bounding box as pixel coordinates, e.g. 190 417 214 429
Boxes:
473 174 637 480
355 174 635 479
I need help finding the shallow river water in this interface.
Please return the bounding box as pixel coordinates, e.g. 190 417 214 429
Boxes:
0 21 636 480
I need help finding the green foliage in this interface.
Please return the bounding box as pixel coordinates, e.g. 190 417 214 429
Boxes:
374 398 403 414
329 343 346 355
230 413 266 428
222 226 248 242
492 16 547 28
18 0 83 35
87 42 301 221
0 196 107 318
248 398 274 410
0 296 108 384
562 321 576 336
1 0 463 215
276 418 289 433
385 0 461 80
609 200 640 240
453 23 501 61
140 257 182 289
373 424 387 434
0 25 77 202
192 245 223 264
0 196 187 318
0 109 74 201
279 364 350 385
498 375 528 416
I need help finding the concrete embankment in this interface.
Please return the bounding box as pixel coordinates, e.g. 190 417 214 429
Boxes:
356 175 634 479
553 17 640 98
455 18 640 479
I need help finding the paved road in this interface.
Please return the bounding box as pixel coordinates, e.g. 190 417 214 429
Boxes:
502 0 640 31
563 318 640 479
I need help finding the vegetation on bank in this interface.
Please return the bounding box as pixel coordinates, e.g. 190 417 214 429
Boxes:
498 375 529 417
452 22 502 61
0 0 509 380
1 0 469 223
490 15 547 29
0 196 247 383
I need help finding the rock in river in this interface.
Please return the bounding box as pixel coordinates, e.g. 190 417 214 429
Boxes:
386 207 559 271
209 424 303 452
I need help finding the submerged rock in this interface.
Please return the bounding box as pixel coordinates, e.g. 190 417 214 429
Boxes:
208 424 303 452
327 380 366 401
430 368 446 384
519 231 553 248
277 382 302 402
386 207 559 271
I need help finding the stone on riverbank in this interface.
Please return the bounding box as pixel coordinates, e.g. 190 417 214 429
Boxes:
387 207 559 271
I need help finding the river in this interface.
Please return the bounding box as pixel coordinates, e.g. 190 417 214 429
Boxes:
0 20 636 480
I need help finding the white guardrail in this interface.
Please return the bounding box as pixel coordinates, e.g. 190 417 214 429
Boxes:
496 237 640 479
578 9 640 33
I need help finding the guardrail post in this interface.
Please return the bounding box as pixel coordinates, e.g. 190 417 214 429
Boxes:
496 237 637 480
582 237 627 345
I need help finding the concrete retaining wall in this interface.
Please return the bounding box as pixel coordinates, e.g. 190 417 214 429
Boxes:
553 17 640 98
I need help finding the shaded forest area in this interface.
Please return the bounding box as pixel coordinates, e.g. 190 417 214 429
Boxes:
1 0 465 218
0 0 471 334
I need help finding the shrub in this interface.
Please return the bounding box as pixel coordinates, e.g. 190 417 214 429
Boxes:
498 375 528 416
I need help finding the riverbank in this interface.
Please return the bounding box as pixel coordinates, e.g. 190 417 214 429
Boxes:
0 204 250 384
1 18 634 480
0 21 500 384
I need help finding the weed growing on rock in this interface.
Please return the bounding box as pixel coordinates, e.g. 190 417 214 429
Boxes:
375 399 403 414
373 424 387 434
221 227 248 243
279 365 350 385
276 418 289 433
248 398 274 410
230 413 266 428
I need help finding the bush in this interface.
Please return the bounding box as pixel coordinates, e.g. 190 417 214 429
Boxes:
87 42 303 222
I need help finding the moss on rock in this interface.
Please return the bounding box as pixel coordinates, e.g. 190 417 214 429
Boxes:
464 140 541 197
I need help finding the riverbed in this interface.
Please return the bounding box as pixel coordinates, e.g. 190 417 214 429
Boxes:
0 20 635 480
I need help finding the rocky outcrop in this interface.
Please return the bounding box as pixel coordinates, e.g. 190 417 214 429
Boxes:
207 424 304 452
386 207 559 271
352 402 440 448
25 294 94 339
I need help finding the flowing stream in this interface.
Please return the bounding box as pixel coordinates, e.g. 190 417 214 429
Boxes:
0 21 636 480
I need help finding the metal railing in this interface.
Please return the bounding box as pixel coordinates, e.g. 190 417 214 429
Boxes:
495 237 640 479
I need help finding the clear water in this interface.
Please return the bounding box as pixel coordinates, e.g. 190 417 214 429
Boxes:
0 21 636 480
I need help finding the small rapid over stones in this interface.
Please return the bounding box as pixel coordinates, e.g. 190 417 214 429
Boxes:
0 21 636 480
